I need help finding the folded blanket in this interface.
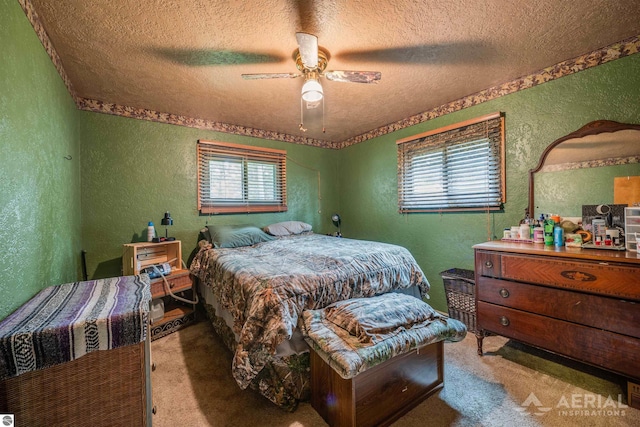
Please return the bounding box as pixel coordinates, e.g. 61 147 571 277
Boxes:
302 293 467 379
325 293 447 344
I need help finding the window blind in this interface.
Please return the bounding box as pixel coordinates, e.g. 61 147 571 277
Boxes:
397 113 505 212
197 140 287 214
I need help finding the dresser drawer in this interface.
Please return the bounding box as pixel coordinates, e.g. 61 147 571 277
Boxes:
477 276 640 338
475 251 502 278
150 271 192 299
478 301 640 380
499 254 640 300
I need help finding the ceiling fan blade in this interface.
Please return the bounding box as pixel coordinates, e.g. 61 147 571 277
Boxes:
241 73 301 80
324 70 381 84
336 43 490 64
153 48 286 66
296 32 319 69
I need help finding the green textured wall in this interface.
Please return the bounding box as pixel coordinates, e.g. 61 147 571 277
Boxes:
0 0 82 320
4 0 640 319
338 53 640 312
79 112 340 279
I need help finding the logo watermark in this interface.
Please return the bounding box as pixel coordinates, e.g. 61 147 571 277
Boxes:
1 414 14 427
515 392 628 418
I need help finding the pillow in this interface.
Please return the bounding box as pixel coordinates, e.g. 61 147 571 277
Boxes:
263 221 312 236
206 225 274 248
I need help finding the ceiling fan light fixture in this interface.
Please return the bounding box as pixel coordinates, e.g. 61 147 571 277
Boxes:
301 76 323 102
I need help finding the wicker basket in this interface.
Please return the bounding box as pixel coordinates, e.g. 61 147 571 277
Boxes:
440 268 478 334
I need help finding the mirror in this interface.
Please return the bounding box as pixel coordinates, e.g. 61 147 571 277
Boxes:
528 120 640 220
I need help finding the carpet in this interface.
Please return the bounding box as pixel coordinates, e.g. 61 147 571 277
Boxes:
150 320 639 426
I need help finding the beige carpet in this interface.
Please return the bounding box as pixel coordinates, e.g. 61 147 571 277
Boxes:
150 320 639 426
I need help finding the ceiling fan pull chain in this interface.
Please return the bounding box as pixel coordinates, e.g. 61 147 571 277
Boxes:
299 97 307 132
322 97 325 133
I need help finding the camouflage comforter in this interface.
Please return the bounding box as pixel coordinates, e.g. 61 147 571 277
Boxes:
302 293 467 379
190 233 430 394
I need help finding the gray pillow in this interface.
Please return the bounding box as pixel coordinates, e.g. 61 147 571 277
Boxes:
207 225 275 248
263 221 312 236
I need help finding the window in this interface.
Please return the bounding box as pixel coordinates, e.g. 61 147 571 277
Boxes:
197 140 287 214
397 112 505 212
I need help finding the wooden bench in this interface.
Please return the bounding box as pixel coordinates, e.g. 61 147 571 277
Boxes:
311 340 443 427
302 293 467 427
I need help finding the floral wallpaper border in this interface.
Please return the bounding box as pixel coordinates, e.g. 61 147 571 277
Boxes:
75 98 342 149
18 0 640 150
18 0 79 105
343 36 640 149
539 156 640 173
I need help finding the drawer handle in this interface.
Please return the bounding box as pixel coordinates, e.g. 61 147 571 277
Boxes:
500 316 510 327
152 405 157 415
169 282 175 289
484 261 493 269
499 288 510 298
402 386 408 393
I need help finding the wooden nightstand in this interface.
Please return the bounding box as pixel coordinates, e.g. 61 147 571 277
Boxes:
123 240 197 340
148 270 197 340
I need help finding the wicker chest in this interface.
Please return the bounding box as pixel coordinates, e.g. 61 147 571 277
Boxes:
0 275 152 427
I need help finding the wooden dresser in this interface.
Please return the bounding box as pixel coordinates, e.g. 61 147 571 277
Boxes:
474 241 640 382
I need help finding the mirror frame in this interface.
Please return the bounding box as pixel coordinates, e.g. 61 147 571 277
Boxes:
528 120 640 217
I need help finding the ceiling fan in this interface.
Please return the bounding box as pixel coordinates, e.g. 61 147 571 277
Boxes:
241 33 381 105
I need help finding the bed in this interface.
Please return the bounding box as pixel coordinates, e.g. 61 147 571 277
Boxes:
189 223 433 410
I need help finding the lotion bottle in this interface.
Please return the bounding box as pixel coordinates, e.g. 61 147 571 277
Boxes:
147 221 155 242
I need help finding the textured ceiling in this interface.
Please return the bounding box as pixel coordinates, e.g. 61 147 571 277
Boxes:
25 0 640 147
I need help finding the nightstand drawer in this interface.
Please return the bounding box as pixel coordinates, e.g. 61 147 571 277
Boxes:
150 271 192 299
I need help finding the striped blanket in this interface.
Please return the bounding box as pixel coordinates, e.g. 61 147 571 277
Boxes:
0 275 151 379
